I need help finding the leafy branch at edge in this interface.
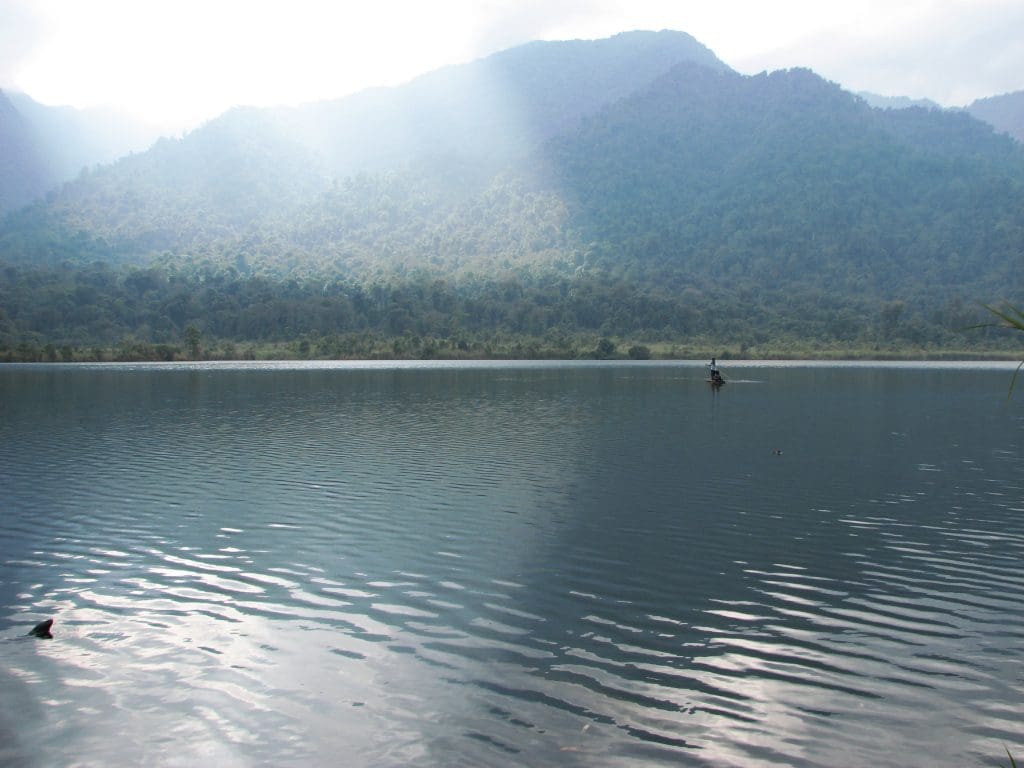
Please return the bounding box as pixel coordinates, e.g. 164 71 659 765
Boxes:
975 303 1024 396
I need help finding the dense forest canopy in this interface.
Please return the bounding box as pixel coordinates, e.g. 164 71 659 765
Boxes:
0 31 1021 360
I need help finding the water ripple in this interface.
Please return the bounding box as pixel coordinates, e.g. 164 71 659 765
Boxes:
1 363 1023 766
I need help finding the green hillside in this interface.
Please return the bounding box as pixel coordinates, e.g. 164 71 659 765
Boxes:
541 64 1024 299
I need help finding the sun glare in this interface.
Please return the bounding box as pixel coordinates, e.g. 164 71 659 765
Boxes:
13 0 487 128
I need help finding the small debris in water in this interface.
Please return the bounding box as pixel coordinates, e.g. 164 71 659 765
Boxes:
29 618 54 639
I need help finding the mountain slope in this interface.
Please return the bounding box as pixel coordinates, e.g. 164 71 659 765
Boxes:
540 64 1024 298
0 30 728 264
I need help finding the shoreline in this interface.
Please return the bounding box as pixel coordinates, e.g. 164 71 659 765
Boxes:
2 350 1021 364
3 334 1021 365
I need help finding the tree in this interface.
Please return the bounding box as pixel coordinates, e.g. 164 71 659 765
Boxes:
628 344 652 359
594 337 616 359
880 301 905 341
184 325 201 359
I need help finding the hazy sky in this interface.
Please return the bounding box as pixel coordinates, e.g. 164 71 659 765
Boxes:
2 0 1022 132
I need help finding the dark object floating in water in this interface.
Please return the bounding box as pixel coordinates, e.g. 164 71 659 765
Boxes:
28 619 53 639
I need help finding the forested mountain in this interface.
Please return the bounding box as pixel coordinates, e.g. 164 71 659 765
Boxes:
967 90 1024 142
1 31 1022 360
541 65 1023 299
0 31 726 263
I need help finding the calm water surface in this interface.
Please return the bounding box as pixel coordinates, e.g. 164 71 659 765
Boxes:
1 361 1022 767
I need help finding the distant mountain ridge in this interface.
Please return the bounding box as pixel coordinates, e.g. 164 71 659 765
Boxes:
856 92 943 111
966 90 1024 142
856 90 1024 144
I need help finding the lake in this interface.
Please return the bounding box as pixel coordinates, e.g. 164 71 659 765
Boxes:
1 360 1022 767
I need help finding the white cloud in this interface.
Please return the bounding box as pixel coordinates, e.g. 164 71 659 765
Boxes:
731 0 1024 106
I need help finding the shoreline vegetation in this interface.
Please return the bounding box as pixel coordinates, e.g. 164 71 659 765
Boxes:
2 334 1021 364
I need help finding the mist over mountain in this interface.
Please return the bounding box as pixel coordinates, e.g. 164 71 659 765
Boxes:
7 92 161 175
0 90 51 212
290 29 729 175
0 90 163 213
2 30 730 263
1 30 1022 358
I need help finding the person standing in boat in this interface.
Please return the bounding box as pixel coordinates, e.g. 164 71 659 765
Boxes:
708 357 723 384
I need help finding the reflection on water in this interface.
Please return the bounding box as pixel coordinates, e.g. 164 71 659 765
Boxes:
0 361 1022 766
